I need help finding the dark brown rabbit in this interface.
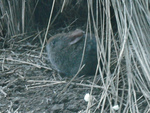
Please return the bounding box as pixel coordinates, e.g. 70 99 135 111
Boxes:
46 29 97 76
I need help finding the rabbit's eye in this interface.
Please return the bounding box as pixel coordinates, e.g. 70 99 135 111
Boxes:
51 40 56 46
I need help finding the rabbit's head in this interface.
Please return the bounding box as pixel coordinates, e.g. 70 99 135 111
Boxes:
46 29 97 76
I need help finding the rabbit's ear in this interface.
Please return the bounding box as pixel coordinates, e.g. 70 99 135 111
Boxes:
69 29 84 45
69 36 83 45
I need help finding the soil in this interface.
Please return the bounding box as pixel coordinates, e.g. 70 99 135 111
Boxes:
0 38 101 113
0 32 148 113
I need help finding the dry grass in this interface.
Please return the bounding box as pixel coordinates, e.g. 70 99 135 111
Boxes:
0 0 150 112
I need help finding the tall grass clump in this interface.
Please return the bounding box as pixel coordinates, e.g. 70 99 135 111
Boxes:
0 0 34 37
84 0 150 112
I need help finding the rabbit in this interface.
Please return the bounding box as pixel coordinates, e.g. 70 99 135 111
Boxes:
46 29 97 76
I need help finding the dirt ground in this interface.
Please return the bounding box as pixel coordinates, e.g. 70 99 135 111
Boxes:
0 39 101 113
0 33 149 113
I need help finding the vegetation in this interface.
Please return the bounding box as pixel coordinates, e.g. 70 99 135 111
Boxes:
0 0 149 112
